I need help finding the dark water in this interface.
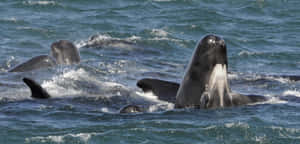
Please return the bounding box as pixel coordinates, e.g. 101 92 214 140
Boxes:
0 0 300 143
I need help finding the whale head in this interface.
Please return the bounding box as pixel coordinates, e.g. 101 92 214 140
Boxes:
175 35 232 108
50 40 80 65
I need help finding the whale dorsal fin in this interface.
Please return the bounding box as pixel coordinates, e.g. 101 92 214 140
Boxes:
23 78 51 99
137 78 179 103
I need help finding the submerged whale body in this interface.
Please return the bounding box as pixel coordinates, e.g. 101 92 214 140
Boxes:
137 35 267 109
22 77 143 113
9 40 80 72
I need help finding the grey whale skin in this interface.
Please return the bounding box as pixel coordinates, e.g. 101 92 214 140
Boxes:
9 40 80 72
137 35 266 109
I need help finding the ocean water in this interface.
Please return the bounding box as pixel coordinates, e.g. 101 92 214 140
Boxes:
0 0 300 143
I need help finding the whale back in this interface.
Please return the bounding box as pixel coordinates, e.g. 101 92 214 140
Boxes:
8 55 56 72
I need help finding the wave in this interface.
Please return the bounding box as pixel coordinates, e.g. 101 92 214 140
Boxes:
147 28 186 43
238 50 300 60
135 91 175 112
283 90 300 97
224 122 249 129
270 126 300 134
238 50 259 56
250 75 292 84
0 17 17 23
229 72 293 84
22 0 57 6
152 0 173 2
16 26 51 33
254 96 287 105
150 29 169 37
26 132 98 143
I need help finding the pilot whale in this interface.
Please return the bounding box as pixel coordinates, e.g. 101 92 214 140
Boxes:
137 35 267 109
9 40 80 72
21 35 267 113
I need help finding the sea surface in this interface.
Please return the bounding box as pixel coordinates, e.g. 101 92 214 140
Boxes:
0 0 300 143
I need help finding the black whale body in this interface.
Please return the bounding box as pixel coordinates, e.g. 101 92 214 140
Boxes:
137 35 267 109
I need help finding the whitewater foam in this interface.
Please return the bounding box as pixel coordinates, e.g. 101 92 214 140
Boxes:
23 1 56 6
150 29 169 37
41 68 88 97
25 132 98 143
2 17 17 23
126 35 142 41
255 96 287 105
283 90 300 97
224 122 249 129
135 91 175 112
238 50 258 56
40 68 128 99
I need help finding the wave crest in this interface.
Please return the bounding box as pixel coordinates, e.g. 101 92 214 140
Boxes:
23 1 57 6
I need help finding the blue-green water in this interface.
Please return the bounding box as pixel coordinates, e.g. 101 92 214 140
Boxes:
1 0 300 143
